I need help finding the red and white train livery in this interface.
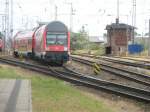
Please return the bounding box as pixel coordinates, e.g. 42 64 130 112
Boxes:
0 39 2 52
14 21 70 64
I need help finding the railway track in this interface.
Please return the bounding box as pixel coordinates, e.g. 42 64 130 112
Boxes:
71 56 150 87
100 56 150 69
0 57 150 102
114 56 150 63
73 54 150 69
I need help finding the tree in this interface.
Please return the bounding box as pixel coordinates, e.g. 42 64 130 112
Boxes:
70 31 89 50
134 32 141 36
144 33 149 36
103 33 107 37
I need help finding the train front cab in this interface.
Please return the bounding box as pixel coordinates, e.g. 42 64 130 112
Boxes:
44 33 70 64
40 21 70 65
44 51 69 64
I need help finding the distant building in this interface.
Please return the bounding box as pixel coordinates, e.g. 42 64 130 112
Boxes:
88 36 104 44
37 22 49 26
106 20 135 55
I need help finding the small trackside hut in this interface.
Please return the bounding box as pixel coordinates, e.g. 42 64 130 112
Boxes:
106 19 135 56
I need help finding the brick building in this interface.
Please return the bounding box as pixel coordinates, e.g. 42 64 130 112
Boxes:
106 21 135 55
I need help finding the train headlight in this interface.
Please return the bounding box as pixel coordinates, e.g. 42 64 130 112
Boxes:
42 52 46 55
64 47 68 51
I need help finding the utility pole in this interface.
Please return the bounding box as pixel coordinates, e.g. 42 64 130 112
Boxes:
148 19 150 56
4 0 9 52
70 3 73 32
117 0 119 21
2 16 5 33
132 0 136 44
10 0 13 39
132 0 136 27
64 2 75 32
55 5 58 20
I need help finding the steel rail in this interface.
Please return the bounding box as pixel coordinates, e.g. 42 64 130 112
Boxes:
101 57 150 69
57 67 150 102
0 57 150 102
73 54 150 69
71 56 150 87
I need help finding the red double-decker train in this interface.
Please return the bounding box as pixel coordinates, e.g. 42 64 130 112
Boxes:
0 33 3 52
14 21 70 65
0 38 2 52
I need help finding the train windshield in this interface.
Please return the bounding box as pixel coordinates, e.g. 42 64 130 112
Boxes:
46 33 67 45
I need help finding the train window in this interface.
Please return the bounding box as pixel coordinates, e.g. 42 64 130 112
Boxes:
46 33 67 45
46 34 57 45
57 34 67 45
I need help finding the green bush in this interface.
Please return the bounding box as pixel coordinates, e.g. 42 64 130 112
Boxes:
70 32 105 55
70 32 89 50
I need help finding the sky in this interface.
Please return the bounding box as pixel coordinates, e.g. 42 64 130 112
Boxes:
0 0 150 36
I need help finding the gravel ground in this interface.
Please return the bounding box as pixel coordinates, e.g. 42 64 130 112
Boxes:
66 60 150 91
73 55 150 77
66 61 150 112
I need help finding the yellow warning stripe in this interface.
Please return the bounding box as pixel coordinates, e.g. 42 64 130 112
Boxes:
93 63 101 75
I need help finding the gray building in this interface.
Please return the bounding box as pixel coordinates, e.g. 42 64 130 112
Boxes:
88 36 104 44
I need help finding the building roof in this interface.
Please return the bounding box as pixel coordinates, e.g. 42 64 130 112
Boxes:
106 23 135 30
37 22 49 26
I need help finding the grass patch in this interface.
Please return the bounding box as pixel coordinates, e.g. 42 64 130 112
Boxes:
0 64 114 112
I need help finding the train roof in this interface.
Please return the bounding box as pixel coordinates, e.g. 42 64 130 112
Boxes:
14 21 68 39
46 21 68 32
14 30 34 39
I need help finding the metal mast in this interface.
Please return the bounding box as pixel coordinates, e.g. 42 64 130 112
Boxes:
55 5 58 20
117 0 119 22
132 0 136 43
10 0 13 38
4 0 9 51
132 0 136 27
64 2 75 32
148 19 150 56
70 3 73 32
